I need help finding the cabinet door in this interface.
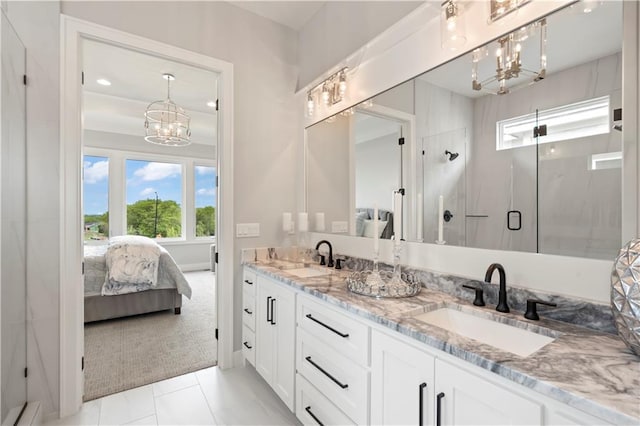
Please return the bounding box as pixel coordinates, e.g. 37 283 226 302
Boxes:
435 360 542 426
255 277 275 384
271 281 296 411
371 330 436 426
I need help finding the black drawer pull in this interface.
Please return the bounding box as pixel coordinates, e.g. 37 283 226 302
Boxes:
270 298 276 325
243 308 253 315
305 406 324 426
305 314 349 338
266 296 272 323
419 382 427 425
243 341 252 349
436 392 445 426
244 279 253 285
305 356 348 389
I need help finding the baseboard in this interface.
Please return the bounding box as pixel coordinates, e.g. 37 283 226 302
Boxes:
3 401 42 425
180 262 211 272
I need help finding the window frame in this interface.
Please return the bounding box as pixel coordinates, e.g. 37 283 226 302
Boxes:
193 164 218 240
84 147 215 243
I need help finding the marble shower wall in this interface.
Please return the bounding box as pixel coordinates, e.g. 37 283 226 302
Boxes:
467 52 622 259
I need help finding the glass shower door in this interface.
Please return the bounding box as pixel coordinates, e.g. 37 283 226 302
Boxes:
1 9 27 421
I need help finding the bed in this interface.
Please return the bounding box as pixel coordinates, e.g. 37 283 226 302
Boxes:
83 238 192 323
355 208 394 239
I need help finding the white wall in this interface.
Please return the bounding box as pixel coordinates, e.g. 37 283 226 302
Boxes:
5 1 61 416
355 133 399 211
296 1 422 90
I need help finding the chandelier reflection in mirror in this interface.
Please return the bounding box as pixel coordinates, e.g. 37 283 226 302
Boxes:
307 67 348 116
144 73 192 146
472 18 546 95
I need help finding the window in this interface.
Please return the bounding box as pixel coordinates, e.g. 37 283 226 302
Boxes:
497 96 610 150
83 155 109 241
126 159 183 238
195 165 216 237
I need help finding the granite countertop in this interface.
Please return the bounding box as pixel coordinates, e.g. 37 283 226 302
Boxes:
243 260 640 425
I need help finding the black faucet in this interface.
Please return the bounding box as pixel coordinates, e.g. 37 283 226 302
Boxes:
315 240 334 268
484 263 509 313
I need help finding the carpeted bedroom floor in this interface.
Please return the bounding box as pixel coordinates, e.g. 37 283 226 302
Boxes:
83 270 217 401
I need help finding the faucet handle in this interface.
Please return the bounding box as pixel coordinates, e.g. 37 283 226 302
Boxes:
318 254 326 266
524 299 557 321
462 284 485 306
335 258 344 270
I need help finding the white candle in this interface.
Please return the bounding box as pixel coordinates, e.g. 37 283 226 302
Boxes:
298 212 308 232
438 195 444 243
282 212 292 233
373 204 379 254
416 193 423 241
315 212 325 232
393 191 403 246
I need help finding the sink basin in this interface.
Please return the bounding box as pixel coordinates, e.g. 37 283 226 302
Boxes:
286 267 332 278
413 307 557 357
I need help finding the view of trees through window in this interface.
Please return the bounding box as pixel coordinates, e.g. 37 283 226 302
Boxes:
83 155 109 241
83 155 216 240
195 165 216 237
126 159 183 238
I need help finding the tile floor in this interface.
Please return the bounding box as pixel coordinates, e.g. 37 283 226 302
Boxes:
46 365 300 425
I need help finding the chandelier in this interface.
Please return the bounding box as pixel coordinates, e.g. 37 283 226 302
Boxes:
472 18 547 95
144 73 191 146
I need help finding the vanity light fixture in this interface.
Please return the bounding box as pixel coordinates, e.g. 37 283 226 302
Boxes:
441 0 467 50
144 73 191 146
472 18 546 95
488 0 531 23
305 67 349 116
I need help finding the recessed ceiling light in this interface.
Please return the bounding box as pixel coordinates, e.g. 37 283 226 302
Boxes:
206 100 217 108
96 78 111 86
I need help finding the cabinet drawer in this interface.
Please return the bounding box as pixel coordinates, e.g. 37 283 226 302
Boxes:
242 289 256 331
242 269 256 293
296 373 355 426
298 294 369 366
242 325 255 366
297 327 368 425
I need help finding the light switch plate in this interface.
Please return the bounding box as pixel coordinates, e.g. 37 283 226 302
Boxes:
236 223 260 238
331 221 348 233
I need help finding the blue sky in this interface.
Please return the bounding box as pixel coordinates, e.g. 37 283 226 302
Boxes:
83 156 216 215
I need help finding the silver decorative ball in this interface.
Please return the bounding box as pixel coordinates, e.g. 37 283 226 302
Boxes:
611 238 640 356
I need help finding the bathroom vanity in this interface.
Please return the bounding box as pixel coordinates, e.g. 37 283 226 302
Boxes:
241 257 639 426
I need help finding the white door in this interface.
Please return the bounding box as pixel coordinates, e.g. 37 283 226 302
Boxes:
255 276 275 384
435 360 543 426
371 330 436 426
271 282 295 411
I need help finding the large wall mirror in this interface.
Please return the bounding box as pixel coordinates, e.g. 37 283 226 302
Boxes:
305 1 623 261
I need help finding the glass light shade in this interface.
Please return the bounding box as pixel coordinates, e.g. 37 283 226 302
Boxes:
441 0 467 51
144 99 191 146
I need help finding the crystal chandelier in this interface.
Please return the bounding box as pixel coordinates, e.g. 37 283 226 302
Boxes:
144 73 191 146
472 18 547 95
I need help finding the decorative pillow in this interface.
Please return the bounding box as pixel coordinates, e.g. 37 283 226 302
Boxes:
355 211 369 236
362 219 387 238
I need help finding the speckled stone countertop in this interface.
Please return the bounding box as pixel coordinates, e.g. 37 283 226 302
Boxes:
243 259 640 425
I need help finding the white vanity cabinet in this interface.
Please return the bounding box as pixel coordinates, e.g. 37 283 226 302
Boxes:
241 269 257 366
371 330 436 425
295 294 370 425
372 329 543 426
254 273 296 411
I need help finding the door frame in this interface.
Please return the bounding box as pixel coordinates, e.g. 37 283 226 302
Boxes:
59 15 234 418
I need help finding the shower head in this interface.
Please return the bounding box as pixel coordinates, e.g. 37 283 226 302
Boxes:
445 150 459 161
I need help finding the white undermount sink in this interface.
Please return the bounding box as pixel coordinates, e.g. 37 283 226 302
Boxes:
413 307 557 357
286 267 332 278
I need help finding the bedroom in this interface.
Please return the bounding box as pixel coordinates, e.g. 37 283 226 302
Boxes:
81 38 219 401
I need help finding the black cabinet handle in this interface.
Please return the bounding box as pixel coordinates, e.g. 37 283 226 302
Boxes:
305 406 324 426
305 314 349 338
270 298 276 325
243 341 252 349
243 308 252 315
436 392 445 426
244 279 253 285
266 296 272 323
419 382 427 426
305 356 348 389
